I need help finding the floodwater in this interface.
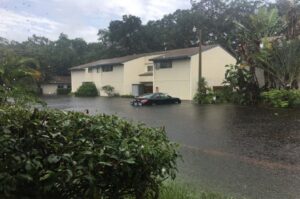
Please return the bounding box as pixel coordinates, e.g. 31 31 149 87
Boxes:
44 96 300 199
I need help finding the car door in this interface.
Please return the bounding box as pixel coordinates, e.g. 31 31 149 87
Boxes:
151 93 163 105
159 93 172 104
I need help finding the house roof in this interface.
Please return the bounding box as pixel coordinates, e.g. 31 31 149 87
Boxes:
150 45 217 61
47 76 71 84
70 54 144 70
70 45 218 70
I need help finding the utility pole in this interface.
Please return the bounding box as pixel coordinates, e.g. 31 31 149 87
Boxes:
193 26 202 81
198 29 202 80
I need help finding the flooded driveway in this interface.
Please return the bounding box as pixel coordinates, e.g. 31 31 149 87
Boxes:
44 96 300 199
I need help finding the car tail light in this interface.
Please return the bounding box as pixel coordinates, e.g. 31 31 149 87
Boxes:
141 99 148 104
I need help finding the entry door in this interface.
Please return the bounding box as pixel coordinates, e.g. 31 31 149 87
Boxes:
143 85 153 94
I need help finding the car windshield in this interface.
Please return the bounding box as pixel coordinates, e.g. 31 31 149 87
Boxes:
139 94 154 99
159 93 171 98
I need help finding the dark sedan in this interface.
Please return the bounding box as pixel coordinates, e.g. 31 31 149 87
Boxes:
131 93 181 106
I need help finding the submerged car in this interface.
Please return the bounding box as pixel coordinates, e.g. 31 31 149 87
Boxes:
131 93 181 106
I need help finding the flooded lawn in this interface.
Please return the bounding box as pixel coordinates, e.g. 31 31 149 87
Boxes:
44 96 300 199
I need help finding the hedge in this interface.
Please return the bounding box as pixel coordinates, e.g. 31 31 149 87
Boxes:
57 88 71 95
0 106 179 199
75 82 99 97
261 89 300 108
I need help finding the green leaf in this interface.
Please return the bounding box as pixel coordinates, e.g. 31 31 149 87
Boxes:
47 154 60 164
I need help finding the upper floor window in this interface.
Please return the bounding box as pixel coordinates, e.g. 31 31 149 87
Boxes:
88 68 93 73
97 67 101 73
102 65 113 72
155 60 172 69
147 65 153 72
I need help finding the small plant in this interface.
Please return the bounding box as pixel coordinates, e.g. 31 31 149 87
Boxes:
56 88 71 95
193 78 216 104
261 89 300 108
102 85 115 96
75 82 98 97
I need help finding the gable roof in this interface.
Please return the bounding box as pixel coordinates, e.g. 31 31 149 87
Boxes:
150 45 217 61
45 76 71 84
70 54 145 70
70 45 218 70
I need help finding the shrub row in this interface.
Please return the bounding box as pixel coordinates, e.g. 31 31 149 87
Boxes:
261 89 300 108
57 88 71 95
0 106 178 198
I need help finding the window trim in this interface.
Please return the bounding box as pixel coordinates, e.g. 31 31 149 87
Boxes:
155 60 172 69
102 65 113 72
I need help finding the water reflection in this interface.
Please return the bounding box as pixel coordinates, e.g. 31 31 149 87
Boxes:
44 96 300 199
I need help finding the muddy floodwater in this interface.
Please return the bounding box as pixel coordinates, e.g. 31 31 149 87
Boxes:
44 96 300 199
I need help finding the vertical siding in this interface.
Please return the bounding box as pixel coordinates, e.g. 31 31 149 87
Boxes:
100 66 124 95
154 59 191 100
71 70 85 92
201 46 236 87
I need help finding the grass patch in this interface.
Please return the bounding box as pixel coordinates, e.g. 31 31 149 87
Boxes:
158 182 235 199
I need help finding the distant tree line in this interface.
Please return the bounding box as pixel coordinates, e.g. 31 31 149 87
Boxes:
0 0 299 81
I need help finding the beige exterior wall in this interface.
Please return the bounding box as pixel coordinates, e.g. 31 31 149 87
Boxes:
71 46 236 100
123 54 159 95
71 70 85 92
154 59 191 100
201 46 236 88
41 84 57 95
101 65 124 95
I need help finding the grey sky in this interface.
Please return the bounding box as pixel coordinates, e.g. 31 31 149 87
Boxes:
0 0 191 42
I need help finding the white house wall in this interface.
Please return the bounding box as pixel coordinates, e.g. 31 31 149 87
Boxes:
71 70 85 92
154 59 191 100
200 46 236 87
41 84 57 95
101 65 124 95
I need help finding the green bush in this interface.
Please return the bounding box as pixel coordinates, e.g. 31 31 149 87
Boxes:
121 94 134 98
193 90 215 104
0 106 179 198
102 85 115 97
261 89 300 108
56 88 71 95
75 82 98 97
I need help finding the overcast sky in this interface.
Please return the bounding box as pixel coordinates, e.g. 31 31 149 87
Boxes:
0 0 191 42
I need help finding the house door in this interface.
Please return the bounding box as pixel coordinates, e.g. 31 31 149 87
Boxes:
143 84 153 94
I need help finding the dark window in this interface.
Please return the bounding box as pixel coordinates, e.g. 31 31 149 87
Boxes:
57 84 64 89
88 68 93 73
97 67 101 73
102 65 113 72
155 60 172 69
147 65 153 71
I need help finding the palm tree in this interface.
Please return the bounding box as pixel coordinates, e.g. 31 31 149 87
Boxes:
0 50 41 103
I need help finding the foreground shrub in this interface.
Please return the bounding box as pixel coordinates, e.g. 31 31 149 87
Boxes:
75 82 98 97
261 89 300 108
0 106 179 198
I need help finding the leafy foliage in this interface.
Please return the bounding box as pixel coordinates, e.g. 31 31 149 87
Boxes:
56 88 71 95
75 82 99 97
223 64 260 105
0 50 42 105
0 106 179 199
193 78 216 104
261 89 300 108
101 85 115 97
